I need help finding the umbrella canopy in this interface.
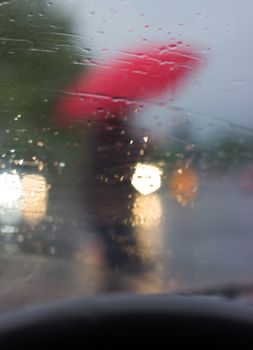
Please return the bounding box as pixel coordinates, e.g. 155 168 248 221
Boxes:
56 42 202 124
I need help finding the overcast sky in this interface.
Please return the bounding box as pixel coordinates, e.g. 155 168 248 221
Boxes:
59 0 252 134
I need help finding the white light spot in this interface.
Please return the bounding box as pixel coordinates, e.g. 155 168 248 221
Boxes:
131 163 162 195
0 173 21 204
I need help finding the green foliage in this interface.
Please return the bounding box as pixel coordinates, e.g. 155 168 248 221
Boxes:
0 0 87 168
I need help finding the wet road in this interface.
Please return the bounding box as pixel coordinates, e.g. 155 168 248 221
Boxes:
1 174 253 309
163 176 253 291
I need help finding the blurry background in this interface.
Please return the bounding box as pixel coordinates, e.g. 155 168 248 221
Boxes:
0 0 252 310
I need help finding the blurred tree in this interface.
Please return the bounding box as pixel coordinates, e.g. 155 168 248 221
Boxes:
0 0 87 166
0 0 91 259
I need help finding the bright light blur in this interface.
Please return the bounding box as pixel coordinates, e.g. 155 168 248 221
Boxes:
132 194 164 283
169 167 199 206
20 174 48 225
0 172 21 205
132 193 162 228
131 163 162 195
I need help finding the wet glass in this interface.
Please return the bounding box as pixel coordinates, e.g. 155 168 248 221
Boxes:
0 0 252 310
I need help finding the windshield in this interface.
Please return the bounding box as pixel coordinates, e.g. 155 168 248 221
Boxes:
0 0 252 311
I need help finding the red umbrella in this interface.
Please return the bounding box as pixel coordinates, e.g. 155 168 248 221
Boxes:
56 42 202 124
